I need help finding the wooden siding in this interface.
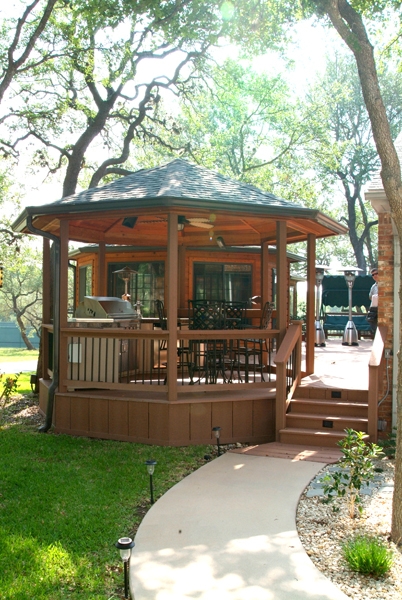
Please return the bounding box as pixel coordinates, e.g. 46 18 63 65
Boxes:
49 383 276 446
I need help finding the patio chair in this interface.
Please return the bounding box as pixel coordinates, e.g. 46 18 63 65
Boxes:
231 301 274 383
188 300 229 383
155 299 193 384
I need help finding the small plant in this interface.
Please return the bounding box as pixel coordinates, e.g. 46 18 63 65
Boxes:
342 535 393 577
321 429 383 517
378 427 397 459
0 372 21 419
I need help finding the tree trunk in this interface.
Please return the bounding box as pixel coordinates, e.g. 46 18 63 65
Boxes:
15 313 36 351
321 0 402 543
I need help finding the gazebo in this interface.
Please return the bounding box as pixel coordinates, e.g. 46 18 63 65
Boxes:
13 159 348 446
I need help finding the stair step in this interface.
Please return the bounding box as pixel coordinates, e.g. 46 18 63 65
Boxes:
295 386 368 403
286 412 368 432
279 427 349 448
289 398 368 417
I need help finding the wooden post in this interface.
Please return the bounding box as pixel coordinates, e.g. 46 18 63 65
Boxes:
97 241 106 295
306 234 316 375
178 245 186 310
167 214 178 401
59 220 69 392
42 238 51 379
261 240 269 305
276 221 287 343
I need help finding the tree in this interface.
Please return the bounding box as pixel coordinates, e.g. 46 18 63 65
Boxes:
236 0 402 546
0 0 59 104
1 0 230 198
303 54 402 271
176 59 327 203
0 242 42 350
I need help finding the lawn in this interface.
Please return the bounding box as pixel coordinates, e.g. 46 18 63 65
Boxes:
0 348 39 362
0 397 214 599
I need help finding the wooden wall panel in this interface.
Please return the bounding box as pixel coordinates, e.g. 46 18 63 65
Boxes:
211 402 233 441
233 401 253 439
109 400 129 437
190 402 211 441
128 401 149 438
169 403 190 444
89 398 109 434
149 402 169 442
70 397 89 433
53 394 275 446
253 399 272 437
54 395 71 430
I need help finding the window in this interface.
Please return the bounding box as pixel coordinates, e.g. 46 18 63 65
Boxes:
107 261 164 316
193 263 252 302
79 265 92 302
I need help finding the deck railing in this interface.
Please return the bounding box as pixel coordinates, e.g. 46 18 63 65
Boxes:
41 325 281 393
368 325 388 442
274 321 303 440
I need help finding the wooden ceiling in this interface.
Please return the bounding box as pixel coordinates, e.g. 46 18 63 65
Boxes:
27 207 345 247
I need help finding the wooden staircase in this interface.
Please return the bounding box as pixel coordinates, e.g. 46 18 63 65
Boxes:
279 385 369 448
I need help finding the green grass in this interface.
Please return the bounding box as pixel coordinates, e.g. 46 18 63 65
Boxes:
342 535 394 577
0 348 39 362
0 423 214 599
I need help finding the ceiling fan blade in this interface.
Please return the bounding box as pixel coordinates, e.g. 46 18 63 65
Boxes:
187 218 214 229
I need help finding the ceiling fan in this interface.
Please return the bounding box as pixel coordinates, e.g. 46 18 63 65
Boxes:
178 215 214 229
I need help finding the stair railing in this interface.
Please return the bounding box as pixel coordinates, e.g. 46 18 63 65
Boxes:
274 321 303 441
368 325 388 442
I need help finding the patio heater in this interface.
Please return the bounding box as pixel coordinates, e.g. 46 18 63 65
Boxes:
339 266 363 346
113 266 137 301
314 265 328 347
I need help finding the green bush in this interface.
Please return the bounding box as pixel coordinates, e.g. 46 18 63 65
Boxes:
378 427 397 459
342 535 393 577
321 429 383 517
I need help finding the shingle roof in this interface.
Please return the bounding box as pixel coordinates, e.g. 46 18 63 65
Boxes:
54 158 303 209
366 132 402 192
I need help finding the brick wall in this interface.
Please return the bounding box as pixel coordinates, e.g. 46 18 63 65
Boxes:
377 212 394 436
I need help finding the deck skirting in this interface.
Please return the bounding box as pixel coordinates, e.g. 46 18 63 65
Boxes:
40 379 276 446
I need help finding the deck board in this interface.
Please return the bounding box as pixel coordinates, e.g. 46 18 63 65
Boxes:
230 442 342 463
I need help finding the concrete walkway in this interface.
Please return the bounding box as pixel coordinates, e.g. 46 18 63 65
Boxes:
131 453 348 600
0 360 38 374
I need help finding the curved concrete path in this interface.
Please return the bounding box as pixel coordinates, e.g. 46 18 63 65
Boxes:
131 453 348 600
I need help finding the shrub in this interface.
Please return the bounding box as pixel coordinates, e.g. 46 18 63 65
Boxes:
321 429 383 517
378 427 397 459
342 535 393 577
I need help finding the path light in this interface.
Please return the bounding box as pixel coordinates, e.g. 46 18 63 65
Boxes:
145 459 157 505
212 426 221 456
315 265 329 347
115 537 135 599
338 266 363 346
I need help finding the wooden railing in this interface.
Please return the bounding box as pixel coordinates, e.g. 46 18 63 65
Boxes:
368 325 388 442
274 321 303 441
41 325 281 395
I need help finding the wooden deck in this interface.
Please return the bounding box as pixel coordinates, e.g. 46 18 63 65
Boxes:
230 442 342 463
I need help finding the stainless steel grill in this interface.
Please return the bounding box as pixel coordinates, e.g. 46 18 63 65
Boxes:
74 296 137 322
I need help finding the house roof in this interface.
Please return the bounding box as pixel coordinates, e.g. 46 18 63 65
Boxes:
13 159 348 246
